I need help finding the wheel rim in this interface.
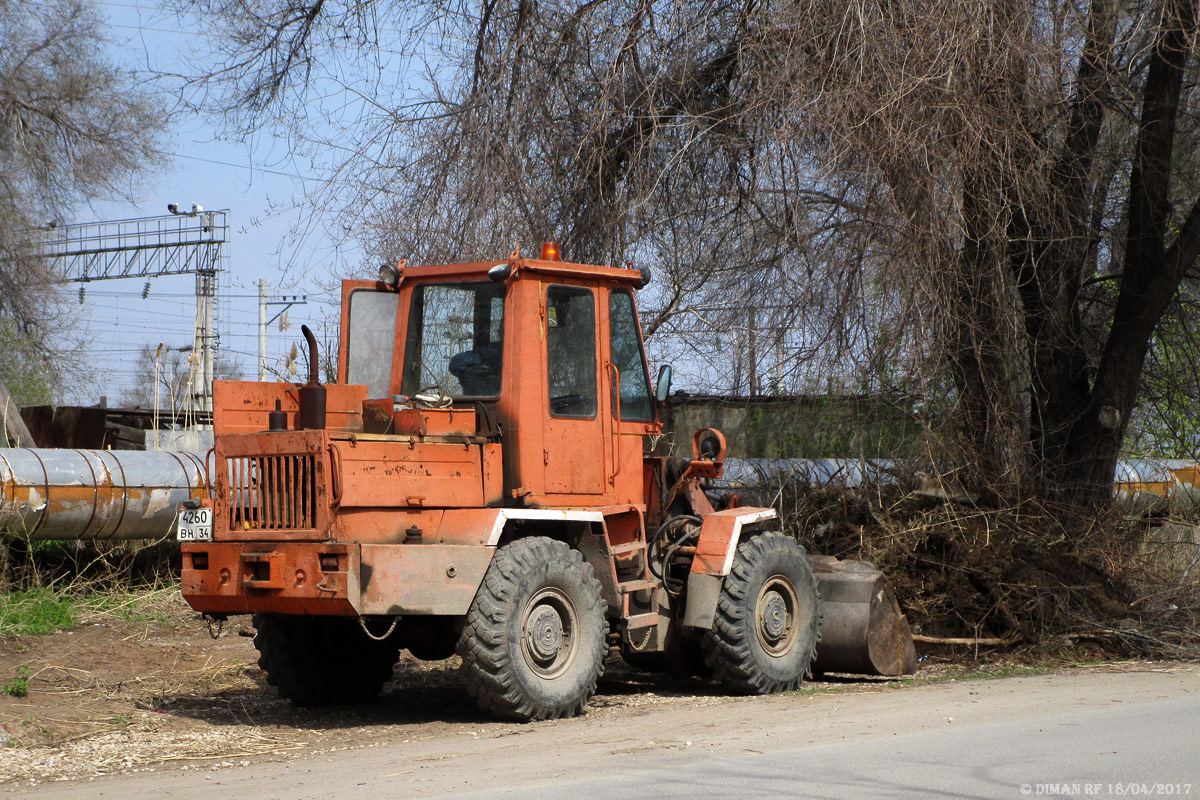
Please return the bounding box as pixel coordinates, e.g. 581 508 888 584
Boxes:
521 587 578 678
755 574 799 657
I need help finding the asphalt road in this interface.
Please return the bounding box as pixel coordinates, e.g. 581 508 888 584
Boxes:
447 692 1200 800
12 665 1199 800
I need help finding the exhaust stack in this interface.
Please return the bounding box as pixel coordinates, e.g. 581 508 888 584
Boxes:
298 324 327 430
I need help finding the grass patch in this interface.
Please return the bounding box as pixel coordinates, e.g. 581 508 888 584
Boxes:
0 582 184 638
82 585 183 628
0 587 76 636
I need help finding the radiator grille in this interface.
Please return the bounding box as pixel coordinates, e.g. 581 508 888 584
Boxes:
227 454 318 531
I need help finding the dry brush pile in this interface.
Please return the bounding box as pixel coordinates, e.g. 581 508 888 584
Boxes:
756 476 1200 660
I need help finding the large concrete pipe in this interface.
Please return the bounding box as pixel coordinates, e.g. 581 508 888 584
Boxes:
0 449 207 540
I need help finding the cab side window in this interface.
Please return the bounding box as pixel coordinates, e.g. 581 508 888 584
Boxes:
546 286 597 418
608 290 654 422
346 289 400 398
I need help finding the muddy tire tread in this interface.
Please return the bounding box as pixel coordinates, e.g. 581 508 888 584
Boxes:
702 532 821 694
457 537 606 721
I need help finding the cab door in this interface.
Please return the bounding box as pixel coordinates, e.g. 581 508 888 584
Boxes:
603 288 658 504
542 284 607 496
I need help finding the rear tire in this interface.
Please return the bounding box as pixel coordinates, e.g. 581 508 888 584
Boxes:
253 613 399 705
457 537 606 721
702 532 820 694
621 624 710 678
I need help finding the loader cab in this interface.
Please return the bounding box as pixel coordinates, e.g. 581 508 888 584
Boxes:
336 251 661 508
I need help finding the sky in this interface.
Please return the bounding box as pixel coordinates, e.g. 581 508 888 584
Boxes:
58 1 362 405
46 1 760 406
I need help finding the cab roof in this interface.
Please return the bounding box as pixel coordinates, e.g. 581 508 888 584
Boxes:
356 256 646 292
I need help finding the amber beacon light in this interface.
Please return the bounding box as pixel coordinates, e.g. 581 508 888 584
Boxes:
540 241 560 261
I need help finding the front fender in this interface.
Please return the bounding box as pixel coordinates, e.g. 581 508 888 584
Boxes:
681 507 776 629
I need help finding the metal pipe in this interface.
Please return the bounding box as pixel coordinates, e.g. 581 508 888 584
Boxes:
0 449 207 541
719 457 1200 513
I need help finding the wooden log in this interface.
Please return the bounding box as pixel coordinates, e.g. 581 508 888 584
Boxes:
912 634 1020 646
0 378 36 447
105 421 147 450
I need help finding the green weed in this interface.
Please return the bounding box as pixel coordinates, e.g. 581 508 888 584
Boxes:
4 665 30 698
82 585 180 628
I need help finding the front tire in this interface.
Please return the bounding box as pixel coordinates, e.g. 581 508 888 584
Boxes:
703 532 821 694
253 613 399 705
457 537 607 721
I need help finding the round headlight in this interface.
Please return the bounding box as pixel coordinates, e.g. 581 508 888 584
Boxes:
379 264 400 287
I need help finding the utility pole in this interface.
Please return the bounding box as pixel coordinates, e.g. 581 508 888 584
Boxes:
196 268 217 419
257 288 308 381
258 279 267 381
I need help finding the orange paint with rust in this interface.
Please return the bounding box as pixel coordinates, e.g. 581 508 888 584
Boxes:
213 380 366 435
181 541 360 616
182 252 772 624
335 257 661 508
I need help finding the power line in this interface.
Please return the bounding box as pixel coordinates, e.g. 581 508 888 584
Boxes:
158 150 316 181
80 303 269 325
82 289 285 300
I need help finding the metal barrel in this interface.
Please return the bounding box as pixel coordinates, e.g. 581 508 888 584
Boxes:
811 555 917 677
0 449 207 541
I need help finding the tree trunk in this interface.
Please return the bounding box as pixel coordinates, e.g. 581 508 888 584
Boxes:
950 170 1029 493
1051 0 1199 506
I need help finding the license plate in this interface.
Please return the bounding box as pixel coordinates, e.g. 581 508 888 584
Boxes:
176 507 213 542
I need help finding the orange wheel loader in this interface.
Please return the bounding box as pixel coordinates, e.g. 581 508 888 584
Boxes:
176 244 915 721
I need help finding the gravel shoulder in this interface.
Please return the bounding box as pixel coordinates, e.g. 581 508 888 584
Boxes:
2 594 1196 795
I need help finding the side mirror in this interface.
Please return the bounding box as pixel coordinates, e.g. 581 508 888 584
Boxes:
655 364 672 402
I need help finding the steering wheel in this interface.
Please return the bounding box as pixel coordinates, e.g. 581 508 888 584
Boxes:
410 385 453 408
550 393 588 413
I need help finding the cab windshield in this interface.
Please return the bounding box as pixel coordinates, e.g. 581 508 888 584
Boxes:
401 281 505 398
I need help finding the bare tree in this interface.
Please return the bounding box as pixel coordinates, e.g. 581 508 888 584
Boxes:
120 344 244 411
0 0 167 401
178 0 1200 506
767 0 1200 503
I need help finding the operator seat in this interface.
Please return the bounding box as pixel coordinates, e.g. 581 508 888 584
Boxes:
448 342 501 396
